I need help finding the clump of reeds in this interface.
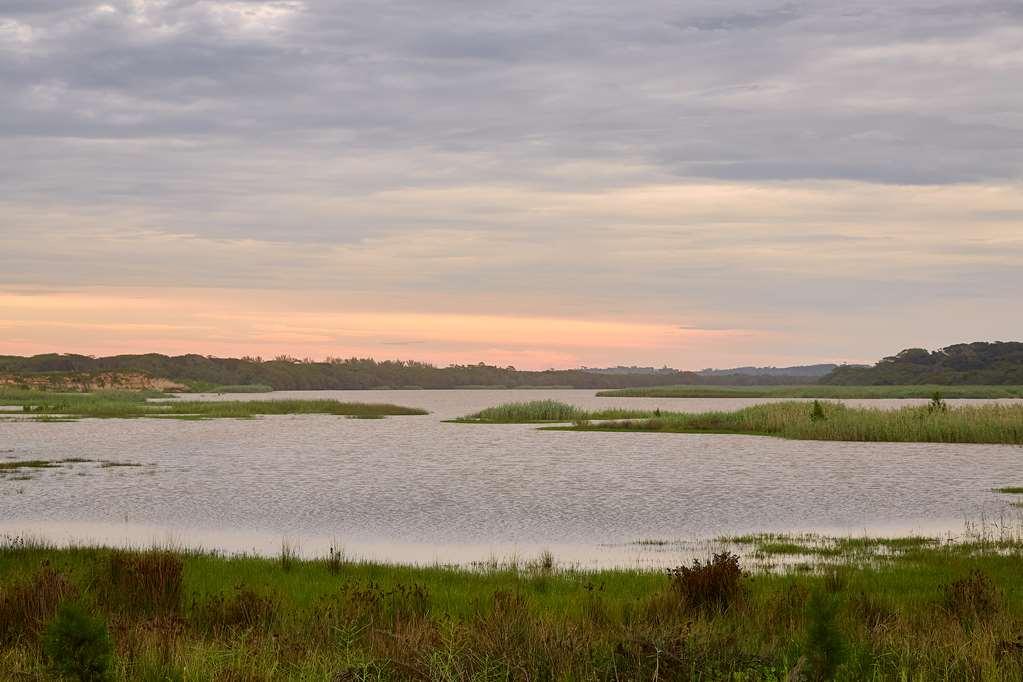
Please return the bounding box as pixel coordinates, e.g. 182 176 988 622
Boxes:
0 564 77 643
102 550 183 616
941 570 1001 623
458 400 653 423
561 401 1023 444
667 552 744 614
192 586 278 634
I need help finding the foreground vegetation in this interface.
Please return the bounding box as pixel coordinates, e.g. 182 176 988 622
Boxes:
2 532 1023 680
458 400 1023 444
597 384 1023 399
0 389 427 420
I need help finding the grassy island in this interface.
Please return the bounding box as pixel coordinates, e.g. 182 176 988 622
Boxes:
457 400 1023 444
2 532 1023 680
0 389 427 420
596 385 1023 399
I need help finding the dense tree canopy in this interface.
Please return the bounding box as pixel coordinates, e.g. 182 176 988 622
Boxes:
822 342 1023 385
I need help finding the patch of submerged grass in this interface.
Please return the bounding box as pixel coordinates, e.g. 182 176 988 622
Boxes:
0 388 428 420
2 538 1023 678
0 459 144 478
207 384 274 393
0 460 60 471
721 533 945 561
994 487 1023 494
758 542 812 556
597 384 1023 399
466 400 1023 444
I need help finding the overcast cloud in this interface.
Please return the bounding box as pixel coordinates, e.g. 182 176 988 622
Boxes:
2 1 1021 367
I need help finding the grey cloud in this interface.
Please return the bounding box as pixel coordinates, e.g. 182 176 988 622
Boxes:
0 0 1021 329
2 0 1020 176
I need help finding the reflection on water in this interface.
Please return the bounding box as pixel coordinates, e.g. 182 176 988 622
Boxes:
1 390 1021 568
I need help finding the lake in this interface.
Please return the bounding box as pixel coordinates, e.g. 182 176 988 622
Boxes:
2 389 1021 568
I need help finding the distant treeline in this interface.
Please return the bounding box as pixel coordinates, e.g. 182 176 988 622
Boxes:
4 342 1020 391
823 342 1023 385
0 354 815 391
697 363 845 378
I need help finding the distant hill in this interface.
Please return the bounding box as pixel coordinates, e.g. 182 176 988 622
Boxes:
697 364 852 378
581 366 678 375
0 353 815 391
822 342 1023 385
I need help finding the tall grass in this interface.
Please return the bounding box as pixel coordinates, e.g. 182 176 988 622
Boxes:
597 384 1023 399
456 399 653 423
3 537 1023 679
458 400 1023 443
0 389 427 419
569 401 1023 444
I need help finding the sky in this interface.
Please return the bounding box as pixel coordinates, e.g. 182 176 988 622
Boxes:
1 1 1021 370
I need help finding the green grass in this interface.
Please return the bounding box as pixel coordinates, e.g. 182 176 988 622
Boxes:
597 384 1023 399
0 389 428 420
994 487 1023 494
452 399 655 423
207 384 274 393
457 400 1023 444
3 535 1023 679
564 401 1023 444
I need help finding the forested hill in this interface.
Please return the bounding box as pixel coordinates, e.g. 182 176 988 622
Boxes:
0 353 813 391
821 342 1023 385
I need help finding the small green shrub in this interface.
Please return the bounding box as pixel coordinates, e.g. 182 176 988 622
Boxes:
42 602 114 681
805 590 846 680
810 400 827 422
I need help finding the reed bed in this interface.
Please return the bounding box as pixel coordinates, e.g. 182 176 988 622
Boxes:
3 535 1023 680
459 400 1023 443
455 399 654 423
0 389 427 420
598 384 1023 399
570 401 1023 444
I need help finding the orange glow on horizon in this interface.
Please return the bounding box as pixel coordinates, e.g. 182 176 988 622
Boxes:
0 287 765 370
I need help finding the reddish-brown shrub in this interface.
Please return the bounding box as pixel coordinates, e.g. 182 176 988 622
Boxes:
668 552 744 614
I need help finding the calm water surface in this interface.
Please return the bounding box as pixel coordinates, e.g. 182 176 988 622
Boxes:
1 390 1022 568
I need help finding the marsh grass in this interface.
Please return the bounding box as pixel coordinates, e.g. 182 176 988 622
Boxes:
597 384 1023 399
0 389 427 420
0 460 60 471
3 536 1023 679
453 399 653 423
0 459 145 481
207 384 274 393
488 400 1023 444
